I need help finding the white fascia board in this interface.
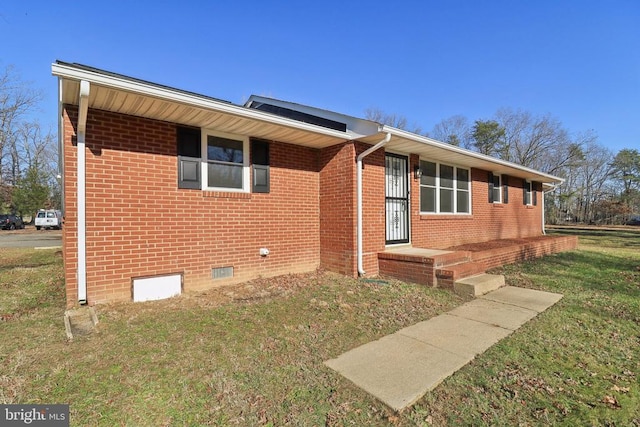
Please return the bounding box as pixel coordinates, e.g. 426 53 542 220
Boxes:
51 63 354 141
383 126 565 184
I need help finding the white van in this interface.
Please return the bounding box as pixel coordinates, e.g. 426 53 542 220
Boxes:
35 209 63 230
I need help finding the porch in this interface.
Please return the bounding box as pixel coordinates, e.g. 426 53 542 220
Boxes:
378 234 578 293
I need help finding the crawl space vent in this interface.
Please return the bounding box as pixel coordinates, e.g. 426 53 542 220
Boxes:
212 266 234 279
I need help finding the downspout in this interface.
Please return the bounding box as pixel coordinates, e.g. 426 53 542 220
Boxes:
77 80 90 304
357 132 391 276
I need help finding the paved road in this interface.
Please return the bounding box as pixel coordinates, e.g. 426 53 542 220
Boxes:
0 228 62 248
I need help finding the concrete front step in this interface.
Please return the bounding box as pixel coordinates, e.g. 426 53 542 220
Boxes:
454 273 505 299
435 261 486 287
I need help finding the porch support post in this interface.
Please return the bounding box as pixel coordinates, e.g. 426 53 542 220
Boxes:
356 132 390 276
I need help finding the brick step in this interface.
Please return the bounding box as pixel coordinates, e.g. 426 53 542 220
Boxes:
431 251 472 268
435 261 486 288
454 273 505 299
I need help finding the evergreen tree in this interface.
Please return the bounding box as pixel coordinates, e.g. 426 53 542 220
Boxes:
12 166 49 218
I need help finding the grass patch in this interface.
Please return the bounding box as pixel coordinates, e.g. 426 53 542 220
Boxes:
1 230 639 425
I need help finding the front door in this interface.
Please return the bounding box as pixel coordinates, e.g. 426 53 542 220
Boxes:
385 153 410 244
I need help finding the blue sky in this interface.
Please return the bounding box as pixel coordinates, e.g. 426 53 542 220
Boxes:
2 1 638 153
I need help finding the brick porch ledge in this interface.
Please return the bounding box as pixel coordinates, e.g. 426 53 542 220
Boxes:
378 234 578 287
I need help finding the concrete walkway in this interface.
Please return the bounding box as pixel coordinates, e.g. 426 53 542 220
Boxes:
324 286 562 412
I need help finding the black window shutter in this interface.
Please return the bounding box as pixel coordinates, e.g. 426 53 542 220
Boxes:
488 172 494 203
177 126 201 189
251 139 270 193
503 175 509 204
533 181 538 206
523 179 528 205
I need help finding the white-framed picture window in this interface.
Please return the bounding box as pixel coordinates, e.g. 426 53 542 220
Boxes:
419 160 471 214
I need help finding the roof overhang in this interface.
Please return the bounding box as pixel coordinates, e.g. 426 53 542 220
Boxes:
358 128 564 184
52 61 563 185
51 61 357 149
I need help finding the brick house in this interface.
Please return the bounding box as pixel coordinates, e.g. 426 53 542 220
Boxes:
52 62 576 307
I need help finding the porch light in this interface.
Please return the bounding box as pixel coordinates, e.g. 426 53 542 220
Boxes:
414 165 422 180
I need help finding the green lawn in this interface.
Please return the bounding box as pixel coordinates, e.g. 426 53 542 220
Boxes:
1 229 638 426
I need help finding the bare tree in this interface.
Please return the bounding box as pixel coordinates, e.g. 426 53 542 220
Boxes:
0 66 42 181
0 65 57 213
364 107 425 135
429 115 471 148
570 140 612 222
494 108 572 169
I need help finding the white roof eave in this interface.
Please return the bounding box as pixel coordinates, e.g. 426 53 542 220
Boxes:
371 126 564 184
51 62 361 142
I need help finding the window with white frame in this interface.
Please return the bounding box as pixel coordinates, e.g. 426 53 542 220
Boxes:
524 180 532 205
491 173 502 203
203 131 249 191
419 160 470 214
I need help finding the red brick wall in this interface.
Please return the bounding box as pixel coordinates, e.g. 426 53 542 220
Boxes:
357 142 387 275
62 105 550 306
319 143 356 275
409 157 544 250
63 106 321 306
317 142 386 277
472 235 578 270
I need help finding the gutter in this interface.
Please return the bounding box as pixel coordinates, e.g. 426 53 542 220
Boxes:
51 62 356 142
76 80 90 304
356 132 391 276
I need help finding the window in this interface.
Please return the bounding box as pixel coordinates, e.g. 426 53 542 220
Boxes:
177 127 251 192
523 180 532 205
420 160 470 214
177 127 201 189
488 173 511 204
490 173 502 203
251 139 270 193
205 133 248 190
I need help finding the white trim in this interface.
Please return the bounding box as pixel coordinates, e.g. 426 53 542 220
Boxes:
201 129 250 192
77 80 90 304
382 126 564 184
52 63 564 186
492 173 503 204
524 179 533 206
419 160 472 215
52 62 356 140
